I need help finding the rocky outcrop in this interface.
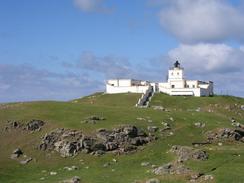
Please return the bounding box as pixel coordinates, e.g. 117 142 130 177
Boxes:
39 125 155 157
152 145 211 182
153 162 192 175
39 129 84 157
170 145 208 162
25 119 45 131
206 128 244 143
5 119 45 132
5 121 23 131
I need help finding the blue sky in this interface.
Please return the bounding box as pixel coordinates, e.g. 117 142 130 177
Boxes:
0 0 244 102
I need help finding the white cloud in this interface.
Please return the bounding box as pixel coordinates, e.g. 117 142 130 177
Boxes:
0 64 103 102
166 43 244 97
63 51 162 81
75 51 132 79
73 0 111 13
168 43 244 73
158 0 244 43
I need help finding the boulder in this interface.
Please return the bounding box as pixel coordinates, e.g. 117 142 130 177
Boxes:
11 121 21 128
241 105 244 110
54 141 81 157
90 143 106 152
151 105 165 111
152 162 191 175
20 157 32 165
83 115 105 124
141 162 150 167
194 122 205 128
64 166 78 171
50 171 57 175
5 121 22 131
136 117 146 121
123 125 138 138
146 178 160 183
170 145 208 162
11 148 23 159
147 126 158 133
105 142 118 151
25 119 45 131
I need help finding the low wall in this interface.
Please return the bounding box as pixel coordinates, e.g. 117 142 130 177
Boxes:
159 87 201 96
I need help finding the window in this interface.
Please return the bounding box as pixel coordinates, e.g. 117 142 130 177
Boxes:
192 85 195 88
177 72 179 75
171 85 175 88
171 72 173 75
186 85 189 88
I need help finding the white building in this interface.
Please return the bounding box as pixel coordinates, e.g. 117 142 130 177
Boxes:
106 79 151 94
106 61 213 97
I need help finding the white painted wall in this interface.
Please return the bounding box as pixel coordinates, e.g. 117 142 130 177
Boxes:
169 80 185 89
158 80 213 97
107 79 120 86
186 80 198 88
158 82 170 88
106 84 149 94
168 68 184 81
118 79 132 87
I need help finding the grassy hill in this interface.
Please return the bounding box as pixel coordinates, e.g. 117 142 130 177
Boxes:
0 93 243 183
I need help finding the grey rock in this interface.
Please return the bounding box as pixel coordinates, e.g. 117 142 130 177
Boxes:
83 116 105 124
141 162 150 166
151 105 165 111
153 162 191 175
26 119 45 131
241 105 244 110
195 107 201 112
146 178 160 183
5 121 22 131
207 128 244 143
203 174 214 181
169 117 174 121
171 145 208 162
147 126 158 133
194 122 205 128
105 142 118 151
20 157 32 165
103 162 110 167
11 121 21 128
11 148 23 159
231 117 236 123
50 171 57 175
39 125 155 157
64 166 78 171
136 117 146 121
123 125 138 138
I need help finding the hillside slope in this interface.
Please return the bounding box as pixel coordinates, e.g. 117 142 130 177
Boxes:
0 93 244 183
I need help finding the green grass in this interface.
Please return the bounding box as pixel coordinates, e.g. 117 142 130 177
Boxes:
0 93 244 183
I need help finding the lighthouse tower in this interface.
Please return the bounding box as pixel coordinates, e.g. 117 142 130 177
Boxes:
168 61 184 81
167 61 185 89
